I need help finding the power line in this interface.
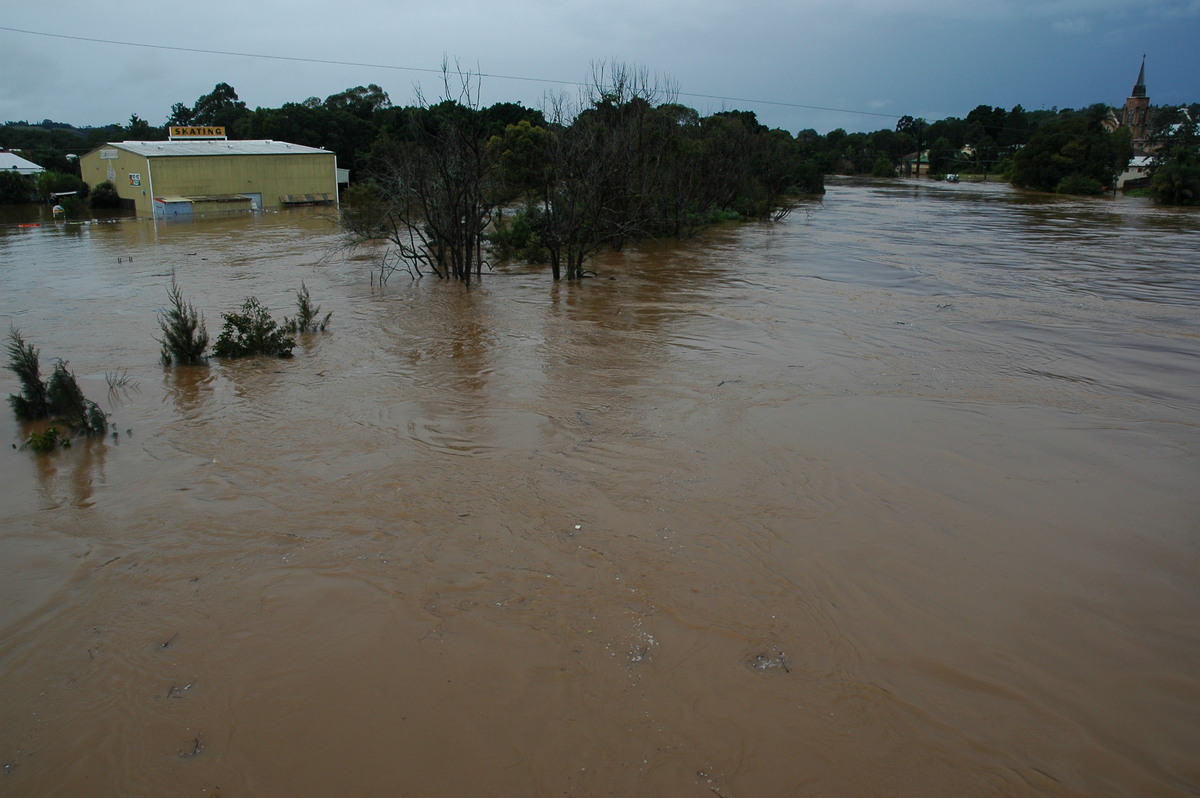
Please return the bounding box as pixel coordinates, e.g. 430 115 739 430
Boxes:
0 24 901 122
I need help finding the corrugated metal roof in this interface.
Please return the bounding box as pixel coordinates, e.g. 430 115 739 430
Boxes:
104 140 332 157
1 150 45 173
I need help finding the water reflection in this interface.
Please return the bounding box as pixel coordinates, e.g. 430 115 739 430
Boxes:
163 364 214 416
29 433 108 509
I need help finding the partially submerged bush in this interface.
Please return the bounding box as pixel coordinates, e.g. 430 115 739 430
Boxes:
47 361 108 435
213 297 294 358
6 328 51 420
487 207 547 263
5 328 108 440
89 180 122 209
1054 174 1104 196
157 275 209 364
284 281 332 334
25 426 69 452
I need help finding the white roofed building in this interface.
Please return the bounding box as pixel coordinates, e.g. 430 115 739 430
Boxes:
1 151 46 176
1117 154 1155 191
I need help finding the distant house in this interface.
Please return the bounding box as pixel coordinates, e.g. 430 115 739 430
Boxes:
1117 155 1154 190
0 151 45 176
901 150 929 177
79 138 338 218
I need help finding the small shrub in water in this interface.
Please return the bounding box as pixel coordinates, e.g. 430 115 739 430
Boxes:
157 276 209 364
6 328 51 420
5 329 108 439
284 281 332 334
47 361 108 436
25 426 69 452
213 297 295 358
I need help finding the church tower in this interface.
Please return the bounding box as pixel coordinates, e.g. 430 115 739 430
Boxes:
1123 56 1150 150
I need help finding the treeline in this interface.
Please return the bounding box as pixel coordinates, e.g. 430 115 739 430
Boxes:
4 77 1198 209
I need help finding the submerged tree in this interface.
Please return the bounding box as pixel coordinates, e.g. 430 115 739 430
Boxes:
6 328 107 440
345 59 823 283
490 64 820 280
6 328 51 420
345 61 497 285
157 275 209 364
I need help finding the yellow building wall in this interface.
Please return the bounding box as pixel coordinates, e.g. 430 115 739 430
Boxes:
79 148 154 216
150 154 336 210
81 149 337 216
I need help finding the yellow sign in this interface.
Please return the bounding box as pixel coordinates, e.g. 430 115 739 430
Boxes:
169 126 226 139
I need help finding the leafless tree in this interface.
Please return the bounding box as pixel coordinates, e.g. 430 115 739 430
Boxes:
344 60 496 285
532 63 679 280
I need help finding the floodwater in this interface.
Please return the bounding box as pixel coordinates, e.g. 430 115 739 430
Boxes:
1 178 1198 797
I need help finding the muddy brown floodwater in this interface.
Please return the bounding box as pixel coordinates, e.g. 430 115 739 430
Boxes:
1 178 1198 797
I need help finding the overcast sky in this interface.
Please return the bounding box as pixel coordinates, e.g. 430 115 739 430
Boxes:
1 0 1197 135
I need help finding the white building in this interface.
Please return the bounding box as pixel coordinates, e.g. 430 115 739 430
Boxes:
1118 155 1154 190
1 151 45 176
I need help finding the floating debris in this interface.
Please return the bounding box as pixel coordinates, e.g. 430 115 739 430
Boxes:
179 734 203 758
166 681 195 699
748 649 791 673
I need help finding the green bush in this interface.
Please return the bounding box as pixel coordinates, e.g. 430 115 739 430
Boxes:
213 297 294 358
792 160 826 195
157 276 209 364
47 361 108 435
1149 151 1200 206
871 156 896 178
284 281 332 334
487 207 547 263
0 171 34 204
58 196 86 219
5 328 107 438
35 171 88 203
89 180 122 209
1054 175 1104 196
6 328 51 419
25 426 69 452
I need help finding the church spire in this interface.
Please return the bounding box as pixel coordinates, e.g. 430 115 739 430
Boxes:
1132 55 1147 99
1124 56 1150 150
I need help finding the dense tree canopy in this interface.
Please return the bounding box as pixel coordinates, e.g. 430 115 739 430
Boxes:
344 65 827 283
169 82 249 129
0 170 33 204
1010 105 1133 194
4 78 1196 213
1148 111 1200 205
